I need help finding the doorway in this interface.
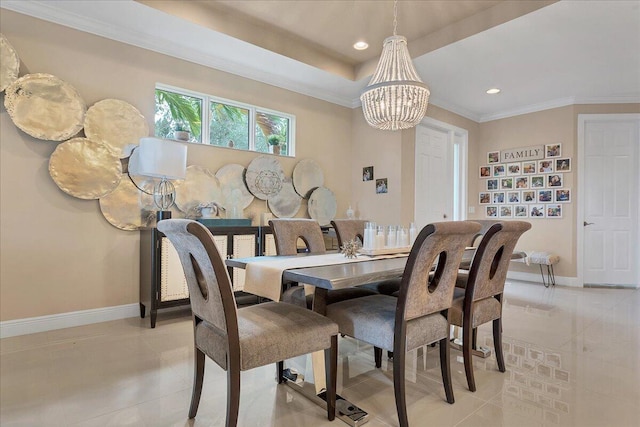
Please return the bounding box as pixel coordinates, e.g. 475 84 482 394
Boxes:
414 117 468 231
577 114 640 287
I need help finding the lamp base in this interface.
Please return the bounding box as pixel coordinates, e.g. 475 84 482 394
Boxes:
156 211 172 222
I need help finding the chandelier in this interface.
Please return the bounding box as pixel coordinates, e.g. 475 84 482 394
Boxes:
360 0 430 131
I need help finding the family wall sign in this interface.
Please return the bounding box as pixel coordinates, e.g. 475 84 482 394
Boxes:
500 145 545 163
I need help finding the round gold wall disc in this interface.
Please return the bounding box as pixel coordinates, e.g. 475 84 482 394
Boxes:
245 155 284 200
4 73 86 141
175 165 223 217
268 178 302 218
215 163 254 210
49 138 122 199
0 34 20 93
99 177 153 231
84 99 149 158
293 159 324 198
308 187 337 226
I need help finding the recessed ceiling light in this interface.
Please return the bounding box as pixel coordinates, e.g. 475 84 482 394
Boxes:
486 88 501 94
353 41 369 50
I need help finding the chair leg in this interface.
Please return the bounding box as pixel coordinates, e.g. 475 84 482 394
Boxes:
189 348 206 418
276 361 285 383
472 327 478 350
439 337 454 404
325 335 338 421
393 341 409 427
226 361 241 427
462 324 476 392
493 318 506 373
374 346 382 368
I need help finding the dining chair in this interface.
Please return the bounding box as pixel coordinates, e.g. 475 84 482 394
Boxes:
459 220 499 270
157 219 339 426
331 219 402 296
269 218 377 308
325 221 481 427
449 221 531 392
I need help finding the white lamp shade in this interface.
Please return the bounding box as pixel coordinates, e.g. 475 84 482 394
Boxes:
133 137 187 180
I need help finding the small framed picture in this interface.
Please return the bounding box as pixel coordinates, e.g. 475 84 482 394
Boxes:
555 188 571 202
486 206 498 217
522 190 536 203
487 179 498 190
538 189 553 203
479 166 491 178
479 192 491 204
546 143 562 158
538 160 554 173
493 164 506 177
531 176 545 188
515 177 529 189
555 158 571 172
488 151 500 164
501 177 513 190
507 191 521 203
507 162 521 176
500 205 513 218
530 204 545 218
493 191 505 204
514 205 528 217
362 166 374 181
547 174 563 187
522 161 536 174
375 178 388 194
546 204 562 218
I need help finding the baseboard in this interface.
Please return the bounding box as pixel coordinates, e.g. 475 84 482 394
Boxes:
506 270 580 287
0 303 140 339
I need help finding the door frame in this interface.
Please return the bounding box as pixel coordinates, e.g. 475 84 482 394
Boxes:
576 113 640 287
414 117 468 222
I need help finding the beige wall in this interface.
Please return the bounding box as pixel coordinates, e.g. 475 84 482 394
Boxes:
0 11 353 321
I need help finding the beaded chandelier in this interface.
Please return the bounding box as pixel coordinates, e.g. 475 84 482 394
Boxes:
360 1 430 131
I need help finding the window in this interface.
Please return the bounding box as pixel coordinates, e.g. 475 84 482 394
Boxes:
155 84 295 156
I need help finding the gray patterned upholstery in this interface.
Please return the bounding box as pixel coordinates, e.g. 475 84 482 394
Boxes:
157 219 339 424
326 221 481 425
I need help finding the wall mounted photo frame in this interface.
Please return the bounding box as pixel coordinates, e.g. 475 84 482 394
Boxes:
555 188 571 202
480 166 491 178
531 176 545 189
555 158 571 172
479 192 491 204
493 191 505 204
493 164 506 177
546 204 562 218
530 204 545 218
548 173 563 187
488 151 500 164
501 177 513 189
546 143 561 158
487 179 498 190
507 162 521 176
507 191 520 203
515 176 529 189
538 189 553 203
375 178 388 194
538 159 554 173
522 190 536 203
500 205 513 218
363 166 374 181
522 161 536 174
514 205 528 217
486 206 498 217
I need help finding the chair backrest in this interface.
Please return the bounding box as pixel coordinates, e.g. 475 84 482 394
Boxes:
330 219 367 247
468 220 500 247
467 221 532 302
397 221 481 322
269 218 326 255
157 219 238 339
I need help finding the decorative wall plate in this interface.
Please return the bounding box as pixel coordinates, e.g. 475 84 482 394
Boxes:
99 177 153 230
84 99 149 158
308 186 337 226
0 34 20 93
245 155 284 200
215 163 254 210
49 138 122 199
293 158 324 198
175 165 222 217
268 178 302 218
4 73 86 141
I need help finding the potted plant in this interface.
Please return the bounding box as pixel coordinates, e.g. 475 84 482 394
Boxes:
173 122 191 141
267 134 283 155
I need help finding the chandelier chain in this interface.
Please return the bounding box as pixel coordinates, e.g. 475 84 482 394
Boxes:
393 0 398 36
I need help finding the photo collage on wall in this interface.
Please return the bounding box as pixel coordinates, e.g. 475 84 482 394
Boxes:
363 166 388 194
480 144 571 219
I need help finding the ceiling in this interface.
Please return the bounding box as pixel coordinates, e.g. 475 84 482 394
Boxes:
2 0 639 122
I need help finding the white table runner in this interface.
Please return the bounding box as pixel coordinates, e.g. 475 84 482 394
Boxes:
243 253 407 301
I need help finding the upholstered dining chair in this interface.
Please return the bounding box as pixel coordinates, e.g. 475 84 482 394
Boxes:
269 218 377 308
325 221 481 427
157 219 338 426
331 219 402 296
449 221 531 392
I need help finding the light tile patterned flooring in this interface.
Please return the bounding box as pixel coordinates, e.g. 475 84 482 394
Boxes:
1 281 639 426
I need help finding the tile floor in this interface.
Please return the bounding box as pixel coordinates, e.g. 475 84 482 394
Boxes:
1 280 638 426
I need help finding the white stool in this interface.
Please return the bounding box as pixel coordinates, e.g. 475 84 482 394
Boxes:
526 252 560 287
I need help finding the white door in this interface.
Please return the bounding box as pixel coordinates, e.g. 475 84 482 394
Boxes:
580 115 640 286
415 125 453 231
